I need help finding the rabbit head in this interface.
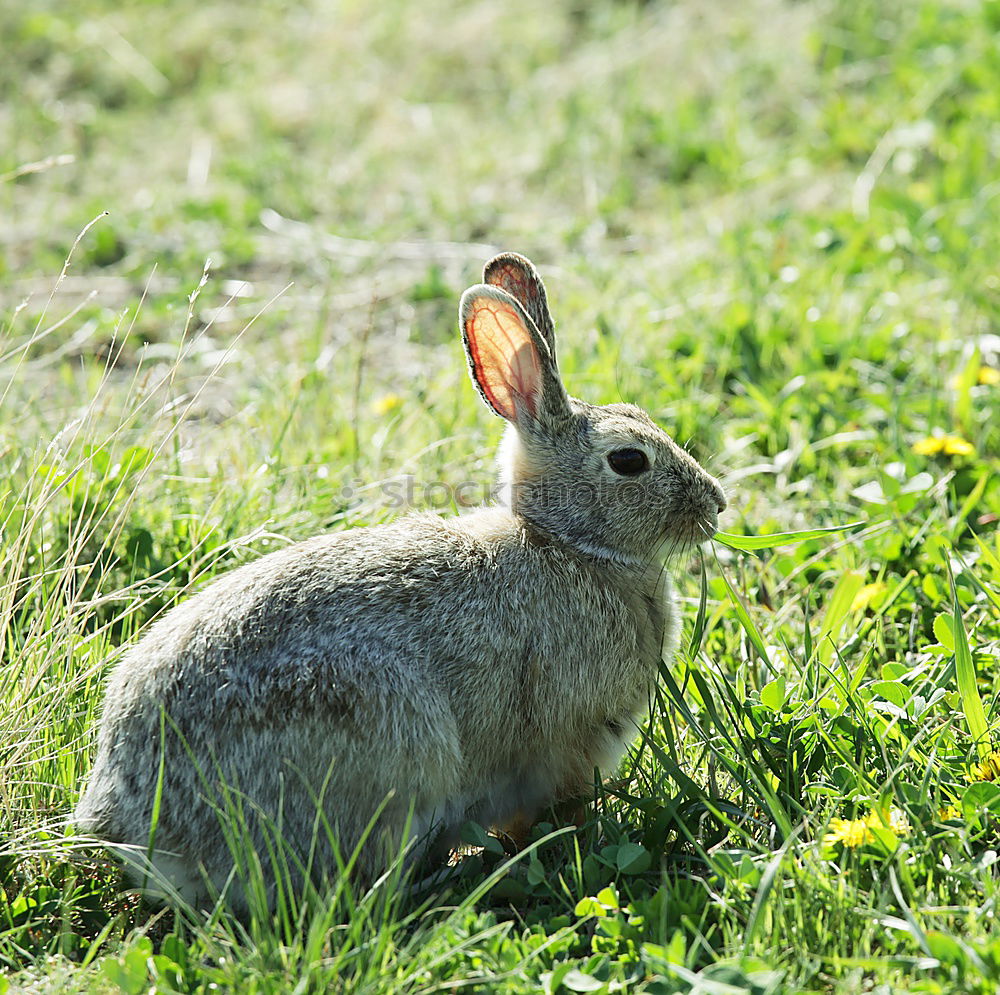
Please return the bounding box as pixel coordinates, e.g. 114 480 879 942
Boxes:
461 253 726 567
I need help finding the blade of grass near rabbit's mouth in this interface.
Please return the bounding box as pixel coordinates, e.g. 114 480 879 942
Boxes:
713 522 865 551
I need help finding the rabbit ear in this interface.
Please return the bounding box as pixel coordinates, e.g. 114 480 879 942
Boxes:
483 253 557 365
460 285 570 428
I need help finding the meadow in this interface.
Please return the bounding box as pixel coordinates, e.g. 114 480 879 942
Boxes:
2 0 1000 990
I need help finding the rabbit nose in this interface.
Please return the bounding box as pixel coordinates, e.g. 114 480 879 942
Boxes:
711 479 727 515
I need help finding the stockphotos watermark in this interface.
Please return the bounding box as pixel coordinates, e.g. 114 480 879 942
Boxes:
330 473 675 513
335 475 497 510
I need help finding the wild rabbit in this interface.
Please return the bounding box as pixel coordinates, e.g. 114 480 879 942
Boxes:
75 253 726 912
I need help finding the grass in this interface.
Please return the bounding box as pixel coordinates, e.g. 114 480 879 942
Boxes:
2 0 1000 990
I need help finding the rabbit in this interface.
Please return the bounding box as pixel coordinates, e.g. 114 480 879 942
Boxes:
74 252 726 914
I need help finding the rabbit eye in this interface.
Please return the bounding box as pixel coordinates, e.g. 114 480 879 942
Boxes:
607 448 649 476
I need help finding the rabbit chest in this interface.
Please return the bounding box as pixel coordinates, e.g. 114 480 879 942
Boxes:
361 512 677 793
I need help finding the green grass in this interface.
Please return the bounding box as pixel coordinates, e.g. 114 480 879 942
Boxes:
2 0 1000 990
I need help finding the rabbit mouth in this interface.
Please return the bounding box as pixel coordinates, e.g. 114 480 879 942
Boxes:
661 512 718 553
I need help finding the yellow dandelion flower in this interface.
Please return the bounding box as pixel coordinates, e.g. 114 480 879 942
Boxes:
823 807 909 850
911 434 975 457
373 394 404 416
937 804 962 821
824 817 873 849
912 436 945 455
949 366 1000 388
967 750 1000 783
941 435 974 456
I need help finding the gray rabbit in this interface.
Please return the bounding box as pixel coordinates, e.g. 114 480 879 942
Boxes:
75 253 726 912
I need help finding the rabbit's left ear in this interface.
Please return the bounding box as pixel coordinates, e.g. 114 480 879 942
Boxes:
460 285 570 430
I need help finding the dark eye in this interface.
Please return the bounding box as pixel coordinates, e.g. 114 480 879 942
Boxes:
607 448 649 476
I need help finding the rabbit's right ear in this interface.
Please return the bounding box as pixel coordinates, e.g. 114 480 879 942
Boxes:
460 285 570 430
483 253 557 367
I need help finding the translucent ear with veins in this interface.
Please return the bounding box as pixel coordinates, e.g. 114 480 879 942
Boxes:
460 285 570 429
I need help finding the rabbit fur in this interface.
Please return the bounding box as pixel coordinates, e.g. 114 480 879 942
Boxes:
74 253 726 913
